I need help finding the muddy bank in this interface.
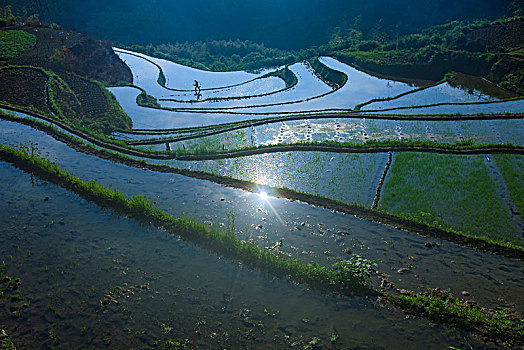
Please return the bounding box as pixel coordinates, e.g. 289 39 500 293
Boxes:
372 151 393 209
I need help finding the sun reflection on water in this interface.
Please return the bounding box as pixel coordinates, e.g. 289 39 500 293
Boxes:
258 191 269 200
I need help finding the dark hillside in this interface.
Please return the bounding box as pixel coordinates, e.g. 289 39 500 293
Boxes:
0 67 50 113
464 20 524 50
61 73 109 117
2 25 132 84
0 66 84 120
0 20 132 134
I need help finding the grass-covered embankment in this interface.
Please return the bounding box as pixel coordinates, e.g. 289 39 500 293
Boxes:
384 288 524 345
136 90 161 108
380 152 522 247
262 66 298 88
0 143 522 345
308 57 348 88
132 138 524 159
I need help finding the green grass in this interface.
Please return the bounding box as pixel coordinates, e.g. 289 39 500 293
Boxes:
494 154 524 216
0 260 24 311
308 57 348 88
386 288 524 342
380 153 521 246
262 66 298 88
136 91 161 108
0 30 36 60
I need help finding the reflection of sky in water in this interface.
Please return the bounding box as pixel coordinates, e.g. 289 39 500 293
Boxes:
161 62 332 109
362 82 497 111
111 49 523 130
2 116 524 344
167 57 415 112
116 48 266 89
4 148 519 349
110 100 524 147
118 51 285 101
164 151 388 207
363 99 524 115
108 86 265 129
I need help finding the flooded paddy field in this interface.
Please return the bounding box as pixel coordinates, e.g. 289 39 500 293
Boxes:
2 159 511 349
1 119 523 349
117 117 524 148
1 47 523 348
108 50 523 130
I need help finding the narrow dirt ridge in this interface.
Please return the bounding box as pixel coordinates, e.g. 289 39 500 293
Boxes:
372 151 393 209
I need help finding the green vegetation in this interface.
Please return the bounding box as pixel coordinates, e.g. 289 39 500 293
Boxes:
380 153 521 246
126 40 299 72
262 66 298 88
169 129 249 154
0 261 24 309
386 288 524 342
136 90 161 109
120 16 524 95
0 329 16 350
45 69 83 121
322 17 524 94
0 30 36 59
308 57 347 88
494 154 524 215
157 69 166 87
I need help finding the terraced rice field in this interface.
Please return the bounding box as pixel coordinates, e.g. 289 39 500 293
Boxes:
0 48 523 348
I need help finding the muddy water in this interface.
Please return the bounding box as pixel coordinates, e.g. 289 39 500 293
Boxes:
0 161 495 349
1 117 524 322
